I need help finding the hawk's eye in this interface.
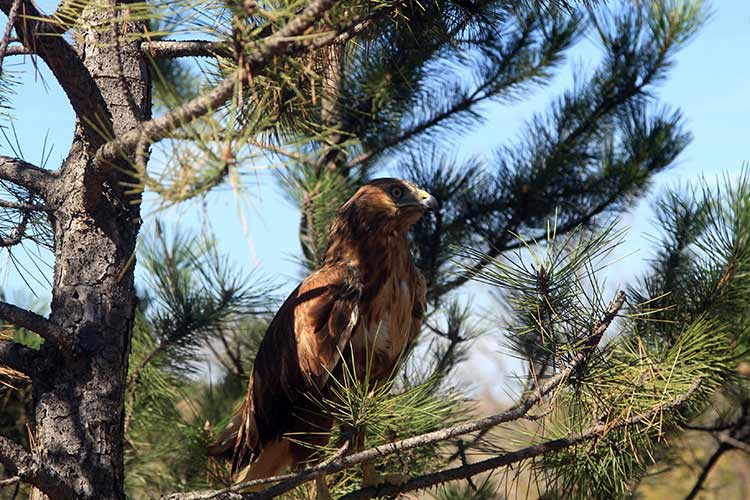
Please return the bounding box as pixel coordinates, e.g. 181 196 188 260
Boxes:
390 186 403 199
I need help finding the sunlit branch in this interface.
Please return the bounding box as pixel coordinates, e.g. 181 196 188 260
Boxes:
0 156 55 196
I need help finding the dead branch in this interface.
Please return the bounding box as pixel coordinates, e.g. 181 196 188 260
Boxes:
0 199 48 211
0 0 21 76
142 40 230 59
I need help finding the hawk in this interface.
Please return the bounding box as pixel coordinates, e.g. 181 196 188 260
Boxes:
209 178 437 488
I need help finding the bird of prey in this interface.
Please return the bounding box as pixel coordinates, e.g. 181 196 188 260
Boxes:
209 178 438 488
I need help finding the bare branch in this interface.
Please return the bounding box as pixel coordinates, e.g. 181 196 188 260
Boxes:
0 339 35 375
340 380 702 500
0 435 80 500
0 156 55 195
718 433 750 453
96 0 343 167
161 292 627 500
142 40 230 59
0 301 66 350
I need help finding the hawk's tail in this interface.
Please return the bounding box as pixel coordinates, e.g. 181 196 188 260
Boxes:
207 379 260 475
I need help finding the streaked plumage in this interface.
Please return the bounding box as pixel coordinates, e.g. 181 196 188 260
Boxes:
209 178 437 484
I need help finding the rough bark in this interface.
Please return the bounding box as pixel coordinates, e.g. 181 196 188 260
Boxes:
26 3 151 499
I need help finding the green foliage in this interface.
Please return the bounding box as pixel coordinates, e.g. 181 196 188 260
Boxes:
124 226 273 496
455 170 747 499
291 346 466 497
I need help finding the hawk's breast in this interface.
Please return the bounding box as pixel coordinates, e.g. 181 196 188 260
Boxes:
351 270 419 381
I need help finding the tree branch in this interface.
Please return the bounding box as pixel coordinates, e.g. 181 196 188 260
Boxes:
4 44 29 55
341 380 702 500
161 291 626 500
0 339 36 375
0 198 48 211
0 435 80 500
96 0 343 167
142 40 230 58
0 156 55 196
0 301 65 350
684 442 731 500
0 0 21 76
0 0 113 143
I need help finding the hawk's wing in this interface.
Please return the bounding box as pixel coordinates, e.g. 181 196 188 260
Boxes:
209 263 362 472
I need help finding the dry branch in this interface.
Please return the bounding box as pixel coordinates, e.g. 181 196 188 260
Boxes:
142 40 230 58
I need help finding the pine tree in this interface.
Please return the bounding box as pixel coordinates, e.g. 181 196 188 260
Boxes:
1 0 743 499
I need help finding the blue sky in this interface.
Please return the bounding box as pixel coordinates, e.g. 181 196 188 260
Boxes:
1 2 748 387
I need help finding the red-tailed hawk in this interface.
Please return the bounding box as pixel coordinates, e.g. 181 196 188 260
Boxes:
209 178 437 487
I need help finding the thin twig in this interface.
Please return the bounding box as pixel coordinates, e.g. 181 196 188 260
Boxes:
0 475 19 486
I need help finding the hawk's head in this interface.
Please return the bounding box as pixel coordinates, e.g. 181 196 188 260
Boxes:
344 178 438 229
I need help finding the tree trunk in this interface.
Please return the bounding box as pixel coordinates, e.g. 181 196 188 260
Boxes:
29 5 150 499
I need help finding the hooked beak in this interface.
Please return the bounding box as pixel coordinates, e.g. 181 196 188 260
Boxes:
417 189 439 212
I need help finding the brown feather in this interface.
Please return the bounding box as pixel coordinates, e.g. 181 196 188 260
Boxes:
209 178 434 482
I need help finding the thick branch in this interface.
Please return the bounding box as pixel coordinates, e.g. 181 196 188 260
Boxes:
0 301 65 349
0 156 55 195
341 380 702 500
161 292 626 500
0 436 79 500
0 339 35 375
96 0 342 166
0 0 113 142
